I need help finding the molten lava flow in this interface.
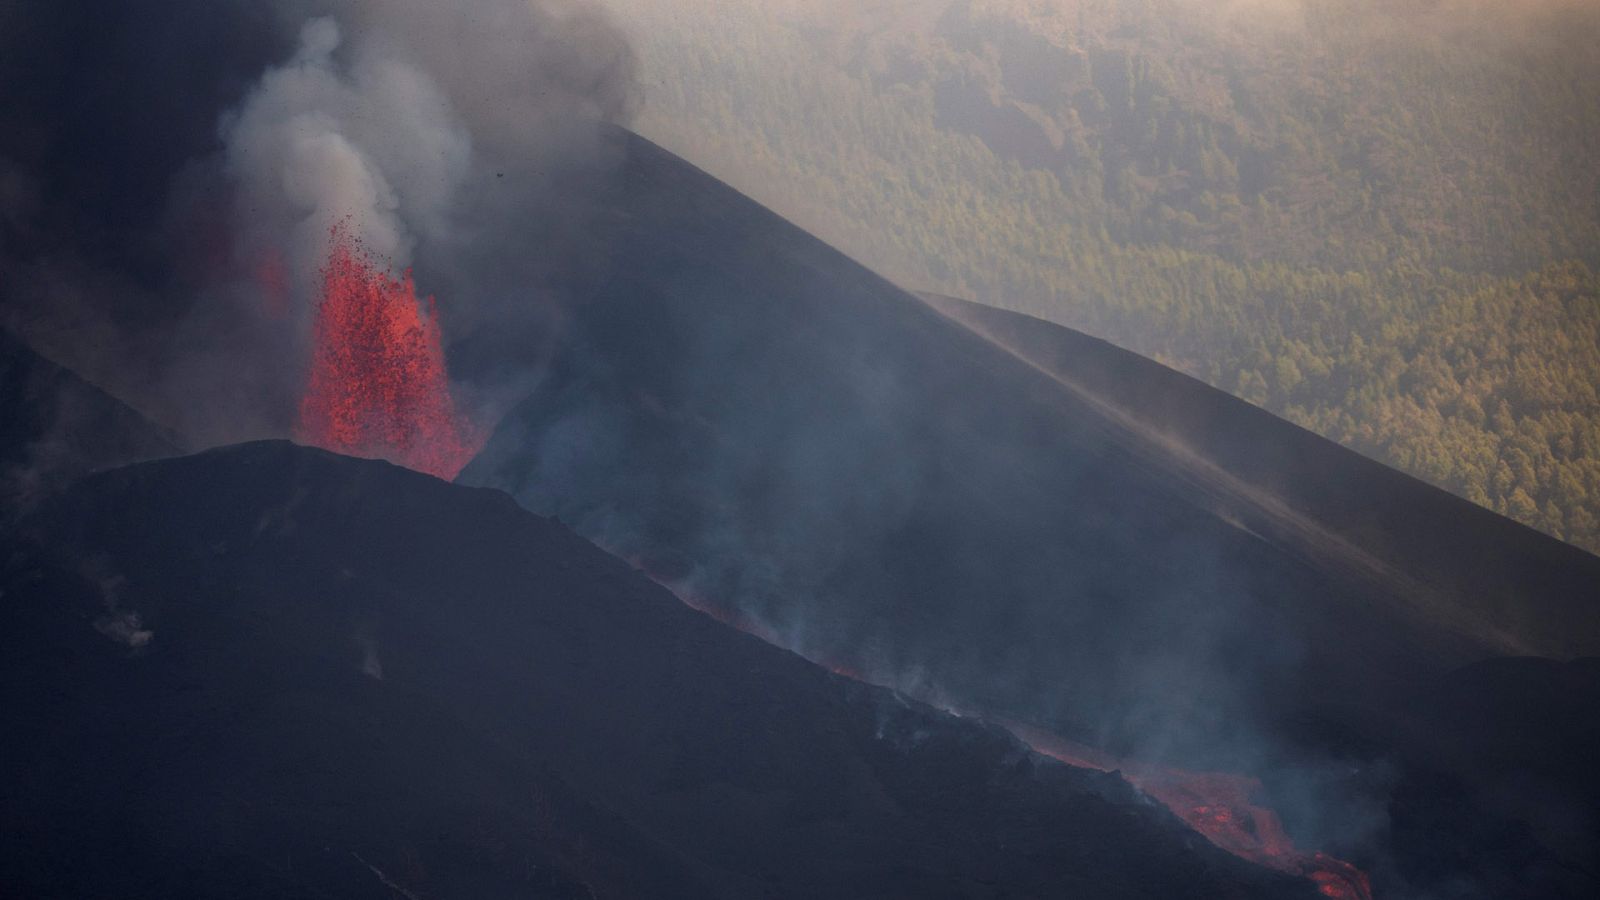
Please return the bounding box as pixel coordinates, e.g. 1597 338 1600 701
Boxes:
603 517 1375 897
296 224 483 479
1010 724 1373 900
624 553 790 649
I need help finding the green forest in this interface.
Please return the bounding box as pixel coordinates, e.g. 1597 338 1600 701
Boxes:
604 0 1600 553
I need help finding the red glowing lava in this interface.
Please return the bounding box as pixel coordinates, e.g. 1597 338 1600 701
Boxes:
295 223 483 479
1010 723 1373 900
621 554 1377 898
622 551 1376 897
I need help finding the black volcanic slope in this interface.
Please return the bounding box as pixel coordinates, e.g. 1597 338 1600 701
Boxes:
1 441 1312 900
459 131 1600 897
0 328 180 509
463 131 1600 753
923 293 1600 664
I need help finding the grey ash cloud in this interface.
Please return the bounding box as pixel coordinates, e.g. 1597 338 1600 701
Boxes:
0 0 637 447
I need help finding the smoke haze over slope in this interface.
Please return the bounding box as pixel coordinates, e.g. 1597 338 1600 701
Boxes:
603 0 1600 555
460 129 1600 898
1 4 1596 896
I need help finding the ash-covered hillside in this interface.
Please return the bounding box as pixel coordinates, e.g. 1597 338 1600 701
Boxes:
464 130 1600 735
461 130 1600 899
0 440 1314 899
2 2 1595 897
925 293 1600 665
0 328 181 513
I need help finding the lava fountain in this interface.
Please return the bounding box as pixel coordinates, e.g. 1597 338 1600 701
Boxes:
295 222 484 479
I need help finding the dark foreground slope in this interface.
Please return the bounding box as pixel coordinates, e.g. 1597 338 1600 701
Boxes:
460 131 1600 897
0 328 180 511
1 441 1310 900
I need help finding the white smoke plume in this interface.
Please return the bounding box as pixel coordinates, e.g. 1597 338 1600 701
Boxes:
224 0 638 311
0 0 637 447
223 16 472 304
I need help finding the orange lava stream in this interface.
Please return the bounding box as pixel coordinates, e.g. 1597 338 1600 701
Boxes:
295 223 483 479
1011 723 1373 899
625 555 1375 897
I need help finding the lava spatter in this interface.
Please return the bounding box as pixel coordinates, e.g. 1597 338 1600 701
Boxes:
295 223 483 479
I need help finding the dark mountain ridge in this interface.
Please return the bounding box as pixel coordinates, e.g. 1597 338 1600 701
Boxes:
3 120 1595 897
465 131 1598 748
0 327 181 513
462 129 1600 897
924 293 1600 662
1 440 1312 899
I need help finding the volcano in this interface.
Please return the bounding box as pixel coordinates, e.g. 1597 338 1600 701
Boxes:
3 2 1598 893
4 125 1597 897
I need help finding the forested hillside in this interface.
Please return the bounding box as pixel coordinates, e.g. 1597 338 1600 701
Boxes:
601 0 1600 552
